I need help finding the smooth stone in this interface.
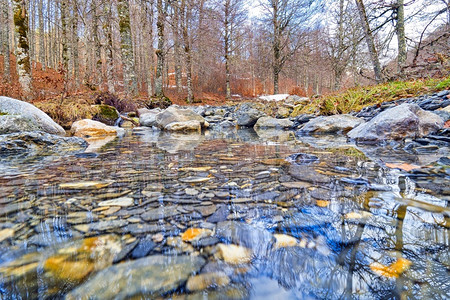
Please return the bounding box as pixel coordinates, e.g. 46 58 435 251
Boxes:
59 181 111 190
195 205 217 217
98 197 134 207
71 119 124 138
0 201 32 217
131 237 157 259
122 224 174 234
254 116 293 129
141 206 180 221
66 255 205 300
281 182 312 189
273 234 299 249
185 188 200 196
179 177 211 184
165 120 202 132
66 212 99 224
217 243 252 265
0 228 14 242
88 220 128 231
234 103 266 127
0 96 65 135
155 106 207 130
186 272 231 292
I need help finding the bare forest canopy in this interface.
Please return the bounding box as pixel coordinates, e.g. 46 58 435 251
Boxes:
0 0 449 102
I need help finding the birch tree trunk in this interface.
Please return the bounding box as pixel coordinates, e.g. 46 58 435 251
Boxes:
355 0 382 83
38 0 45 69
224 0 231 99
13 0 32 99
173 5 183 94
118 0 138 96
72 0 79 88
181 0 193 103
143 0 154 97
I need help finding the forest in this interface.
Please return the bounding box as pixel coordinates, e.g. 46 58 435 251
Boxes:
0 0 449 104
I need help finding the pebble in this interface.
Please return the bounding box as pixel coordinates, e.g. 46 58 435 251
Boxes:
98 197 134 207
186 272 231 292
216 243 252 265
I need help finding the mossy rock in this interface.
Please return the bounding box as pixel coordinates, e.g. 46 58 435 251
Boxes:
92 104 120 126
0 111 9 116
146 96 172 110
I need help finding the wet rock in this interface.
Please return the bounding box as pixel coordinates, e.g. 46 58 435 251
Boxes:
71 119 125 138
0 132 87 157
287 153 319 165
273 234 299 249
281 182 312 189
165 120 202 132
254 117 293 129
185 188 200 196
122 223 174 235
85 219 128 232
131 237 157 258
155 106 207 130
207 205 229 223
298 114 364 134
186 272 231 292
348 104 444 143
179 176 211 184
98 197 134 207
0 201 32 217
141 206 180 221
65 255 205 300
0 228 14 242
192 236 220 247
59 181 111 190
288 164 331 184
234 103 265 127
0 96 65 135
276 106 292 118
195 205 217 217
216 243 252 265
216 221 274 256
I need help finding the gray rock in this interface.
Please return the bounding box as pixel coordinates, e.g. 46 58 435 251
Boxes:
155 106 207 130
348 103 444 142
0 96 65 135
234 103 265 127
65 255 206 300
0 132 87 157
139 108 161 127
141 206 180 221
298 114 364 134
88 219 128 231
254 116 293 129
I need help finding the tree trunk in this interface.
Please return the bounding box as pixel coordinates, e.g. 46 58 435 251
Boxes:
105 2 115 94
272 3 280 94
181 0 193 103
396 0 407 73
3 0 10 81
143 0 154 97
155 0 165 97
173 5 183 94
38 0 45 69
61 0 70 92
92 0 102 86
72 0 79 88
118 0 138 96
13 0 32 99
224 0 231 99
355 0 382 83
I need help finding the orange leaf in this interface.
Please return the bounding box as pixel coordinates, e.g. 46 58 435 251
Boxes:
385 163 420 172
181 228 211 242
316 200 330 207
444 120 450 129
370 258 412 278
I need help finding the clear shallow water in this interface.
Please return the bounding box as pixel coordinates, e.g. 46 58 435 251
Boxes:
0 127 449 299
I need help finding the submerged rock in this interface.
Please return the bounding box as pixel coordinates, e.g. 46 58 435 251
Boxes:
348 103 443 142
298 114 364 134
0 96 65 135
65 255 206 300
0 131 87 157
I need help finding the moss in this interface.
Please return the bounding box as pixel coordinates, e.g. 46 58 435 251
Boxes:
0 112 8 116
436 77 450 90
326 147 367 160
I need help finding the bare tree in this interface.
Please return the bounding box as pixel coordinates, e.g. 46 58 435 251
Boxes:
155 0 166 97
118 0 138 96
2 0 11 81
13 0 32 98
355 0 382 82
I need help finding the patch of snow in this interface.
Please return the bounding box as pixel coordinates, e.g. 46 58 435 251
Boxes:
258 94 290 101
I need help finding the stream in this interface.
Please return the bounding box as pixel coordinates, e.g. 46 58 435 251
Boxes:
0 127 449 299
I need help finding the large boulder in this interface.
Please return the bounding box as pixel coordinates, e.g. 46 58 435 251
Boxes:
347 103 444 142
71 119 125 138
139 108 161 127
254 116 293 129
234 103 266 127
298 114 364 134
0 96 65 135
154 106 207 131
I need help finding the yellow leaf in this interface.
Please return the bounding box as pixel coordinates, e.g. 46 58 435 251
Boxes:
370 258 412 278
385 163 420 172
181 228 211 242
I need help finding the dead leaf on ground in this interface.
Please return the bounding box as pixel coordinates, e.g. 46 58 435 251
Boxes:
370 258 412 278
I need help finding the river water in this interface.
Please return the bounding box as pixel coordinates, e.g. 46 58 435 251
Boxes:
0 127 449 299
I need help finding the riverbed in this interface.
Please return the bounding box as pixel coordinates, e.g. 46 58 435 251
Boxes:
0 127 449 299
